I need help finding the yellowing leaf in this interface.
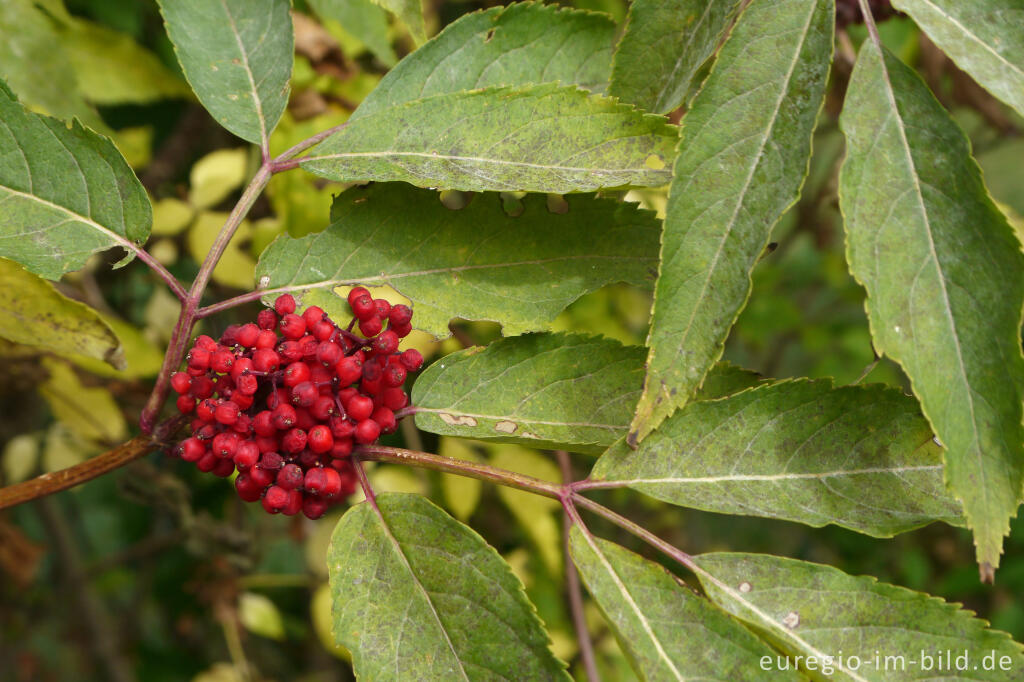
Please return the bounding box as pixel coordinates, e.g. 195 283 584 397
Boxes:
151 198 195 236
238 592 286 641
2 433 40 484
0 258 124 369
39 358 128 444
438 437 482 521
188 212 256 290
71 313 165 379
490 445 562 575
311 583 351 660
42 422 97 473
189 149 250 210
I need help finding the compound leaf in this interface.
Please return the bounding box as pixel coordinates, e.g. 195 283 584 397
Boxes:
839 41 1024 573
694 553 1024 681
891 0 1024 118
0 81 151 279
0 258 124 369
610 0 742 113
300 84 677 193
596 379 963 536
569 529 800 681
328 492 568 680
354 2 616 120
158 0 293 148
255 185 661 338
629 0 833 445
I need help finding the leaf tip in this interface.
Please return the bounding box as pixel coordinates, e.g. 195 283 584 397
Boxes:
979 562 996 585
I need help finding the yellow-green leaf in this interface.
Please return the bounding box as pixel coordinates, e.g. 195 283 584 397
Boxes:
0 258 124 369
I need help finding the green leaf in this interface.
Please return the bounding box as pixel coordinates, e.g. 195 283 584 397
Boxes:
300 84 677 192
62 18 192 105
839 41 1024 572
694 553 1024 681
158 0 293 148
0 81 151 279
328 492 569 680
354 3 616 120
0 0 103 130
370 0 425 45
308 0 397 67
629 0 834 445
596 380 963 536
413 332 766 453
0 258 124 369
255 185 661 337
569 529 799 681
609 0 742 113
891 0 1024 118
413 333 646 454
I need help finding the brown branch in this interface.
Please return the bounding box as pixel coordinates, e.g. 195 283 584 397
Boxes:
0 432 168 512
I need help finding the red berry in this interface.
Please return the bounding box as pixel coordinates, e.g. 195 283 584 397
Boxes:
179 437 206 462
281 428 307 453
253 410 275 436
372 406 397 434
308 424 334 454
400 349 423 372
176 395 196 414
302 305 325 329
383 364 406 388
274 294 296 316
372 330 399 356
250 466 274 488
373 299 391 319
279 314 306 339
196 399 218 422
382 387 408 410
235 374 259 396
350 293 376 320
291 381 318 407
282 489 304 516
347 287 370 307
272 404 297 430
302 497 329 520
214 401 240 425
312 320 334 341
390 322 413 338
283 361 311 387
236 323 260 348
212 458 235 478
310 395 337 421
252 348 281 373
259 452 284 471
277 463 304 490
188 347 211 370
171 372 192 394
329 416 354 440
257 309 278 330
195 335 217 352
196 452 218 472
316 341 342 366
321 467 343 498
234 441 260 470
304 467 327 495
346 394 374 422
330 438 353 459
389 304 412 327
212 431 240 458
235 474 264 502
335 355 363 385
358 316 382 338
354 419 381 444
255 329 278 349
262 485 289 513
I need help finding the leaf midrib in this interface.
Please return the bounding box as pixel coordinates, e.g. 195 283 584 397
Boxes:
219 0 268 148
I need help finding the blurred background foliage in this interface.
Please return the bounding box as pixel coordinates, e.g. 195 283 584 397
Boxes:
1 0 1023 680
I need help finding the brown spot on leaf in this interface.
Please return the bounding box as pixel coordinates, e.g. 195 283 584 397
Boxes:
494 420 517 433
439 413 477 427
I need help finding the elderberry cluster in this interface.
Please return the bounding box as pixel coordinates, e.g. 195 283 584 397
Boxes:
171 289 423 519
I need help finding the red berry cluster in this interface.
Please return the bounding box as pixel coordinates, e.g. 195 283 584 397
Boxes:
170 289 423 519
